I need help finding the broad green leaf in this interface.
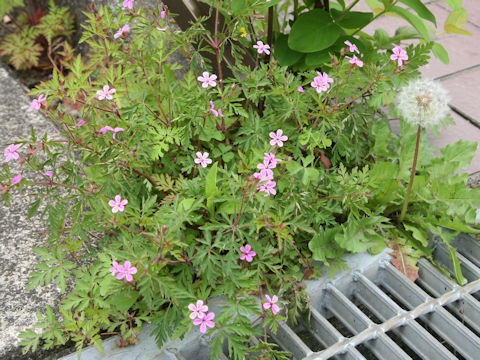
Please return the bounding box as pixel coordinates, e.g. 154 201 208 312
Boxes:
445 8 471 35
403 223 428 246
390 6 431 41
331 9 373 29
431 42 450 64
111 290 139 312
230 0 246 13
274 34 304 66
205 163 218 199
440 140 477 171
449 246 467 285
288 9 343 53
399 0 436 25
444 0 463 10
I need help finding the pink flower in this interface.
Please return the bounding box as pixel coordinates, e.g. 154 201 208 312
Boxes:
122 0 134 9
110 261 123 276
344 40 359 54
197 72 217 88
188 300 208 320
391 43 408 66
112 127 125 140
116 261 137 282
259 180 276 197
29 94 47 110
346 54 364 68
114 24 130 39
11 174 22 185
193 311 215 333
156 27 166 31
208 102 224 117
100 125 114 134
108 195 128 213
253 168 274 182
160 10 166 19
253 40 271 55
194 152 212 168
4 144 21 162
263 152 281 168
297 86 304 93
75 120 85 127
240 244 256 262
311 72 334 93
263 295 280 315
97 85 116 100
269 129 288 147
43 171 54 177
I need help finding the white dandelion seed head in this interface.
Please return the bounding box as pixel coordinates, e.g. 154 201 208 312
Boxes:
396 78 450 128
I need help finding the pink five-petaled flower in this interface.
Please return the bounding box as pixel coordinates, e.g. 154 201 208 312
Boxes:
194 152 212 168
44 171 53 177
4 144 21 162
344 40 359 54
161 10 166 19
122 0 134 9
260 180 277 197
188 300 208 320
297 86 304 93
391 43 408 66
263 295 280 315
253 40 271 55
11 174 22 185
116 261 137 282
193 312 215 333
108 195 128 213
269 129 288 147
311 72 334 93
208 101 223 117
75 120 85 127
29 94 47 110
197 72 217 88
346 54 364 68
253 168 274 182
109 261 123 277
264 152 281 168
240 244 256 262
97 85 116 100
114 24 130 39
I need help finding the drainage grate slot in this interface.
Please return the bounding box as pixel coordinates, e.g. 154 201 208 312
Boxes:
354 272 456 360
325 285 412 360
268 320 312 359
417 258 480 334
308 308 367 360
355 343 379 360
414 316 466 360
295 325 325 352
381 262 480 359
451 234 480 268
385 331 422 360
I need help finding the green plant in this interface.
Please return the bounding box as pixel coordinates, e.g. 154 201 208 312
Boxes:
0 0 74 71
1 1 478 359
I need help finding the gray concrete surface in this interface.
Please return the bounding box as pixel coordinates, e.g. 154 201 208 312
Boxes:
0 63 69 359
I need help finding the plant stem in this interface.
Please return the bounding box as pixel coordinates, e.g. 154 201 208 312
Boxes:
267 6 274 50
399 125 422 222
214 0 224 91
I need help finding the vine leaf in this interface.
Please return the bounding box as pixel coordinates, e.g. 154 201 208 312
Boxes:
389 242 419 281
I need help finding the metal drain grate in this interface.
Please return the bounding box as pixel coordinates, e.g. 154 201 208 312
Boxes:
264 234 480 360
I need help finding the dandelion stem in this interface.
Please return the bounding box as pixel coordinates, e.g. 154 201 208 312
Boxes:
399 125 422 222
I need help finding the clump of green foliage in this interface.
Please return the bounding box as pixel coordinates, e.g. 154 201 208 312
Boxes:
0 1 478 359
0 0 74 71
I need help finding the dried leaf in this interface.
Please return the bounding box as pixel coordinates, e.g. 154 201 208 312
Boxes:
389 242 419 281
